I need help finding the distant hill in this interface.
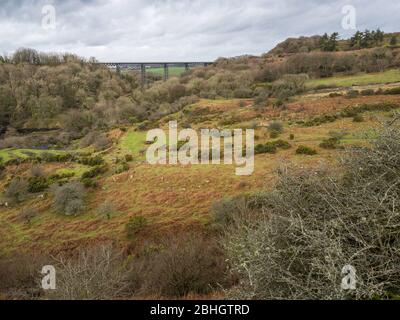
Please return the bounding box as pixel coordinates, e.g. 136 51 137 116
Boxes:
268 31 400 56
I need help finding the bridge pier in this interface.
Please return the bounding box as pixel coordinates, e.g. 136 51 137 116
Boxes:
140 64 146 88
163 63 169 81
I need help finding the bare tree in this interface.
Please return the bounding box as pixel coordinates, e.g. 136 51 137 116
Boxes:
46 245 132 300
224 124 400 300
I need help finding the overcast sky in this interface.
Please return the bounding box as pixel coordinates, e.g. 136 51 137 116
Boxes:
0 0 398 62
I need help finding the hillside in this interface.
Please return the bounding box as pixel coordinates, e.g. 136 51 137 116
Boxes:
1 37 400 299
268 30 400 55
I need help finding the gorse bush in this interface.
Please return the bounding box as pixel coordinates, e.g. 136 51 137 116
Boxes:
353 114 364 122
81 164 108 179
296 145 317 155
28 176 49 193
319 137 340 149
255 140 291 155
224 124 400 299
125 216 148 240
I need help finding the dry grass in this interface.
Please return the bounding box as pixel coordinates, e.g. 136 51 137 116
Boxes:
0 94 397 256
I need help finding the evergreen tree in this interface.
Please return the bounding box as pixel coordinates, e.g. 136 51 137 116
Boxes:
327 32 339 51
350 31 363 48
320 32 339 52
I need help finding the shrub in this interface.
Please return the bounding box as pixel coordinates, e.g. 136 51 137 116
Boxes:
360 89 375 96
125 154 133 162
30 165 44 177
320 137 340 149
329 92 342 98
268 121 284 134
140 235 229 297
255 140 291 155
0 253 48 299
210 196 248 231
115 162 129 174
81 178 99 189
81 165 108 179
97 201 116 220
125 216 148 240
19 207 38 223
296 145 317 155
269 131 279 139
4 178 28 204
353 114 364 122
346 90 359 98
48 172 75 185
93 134 111 151
81 132 110 151
137 121 151 131
224 125 400 299
46 245 131 300
274 99 285 108
77 155 104 166
39 152 74 163
273 139 291 150
234 87 253 98
52 182 86 216
28 176 49 193
383 87 400 95
271 74 308 99
255 143 277 155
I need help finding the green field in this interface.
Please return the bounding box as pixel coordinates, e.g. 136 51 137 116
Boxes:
0 148 65 163
306 69 400 89
147 66 187 77
120 130 147 157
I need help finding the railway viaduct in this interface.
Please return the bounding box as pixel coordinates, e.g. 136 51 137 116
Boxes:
100 62 213 86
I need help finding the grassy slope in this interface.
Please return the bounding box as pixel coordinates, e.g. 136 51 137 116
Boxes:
2 77 400 255
0 148 66 163
306 69 400 89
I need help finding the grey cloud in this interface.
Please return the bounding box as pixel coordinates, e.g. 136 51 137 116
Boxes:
0 0 398 61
